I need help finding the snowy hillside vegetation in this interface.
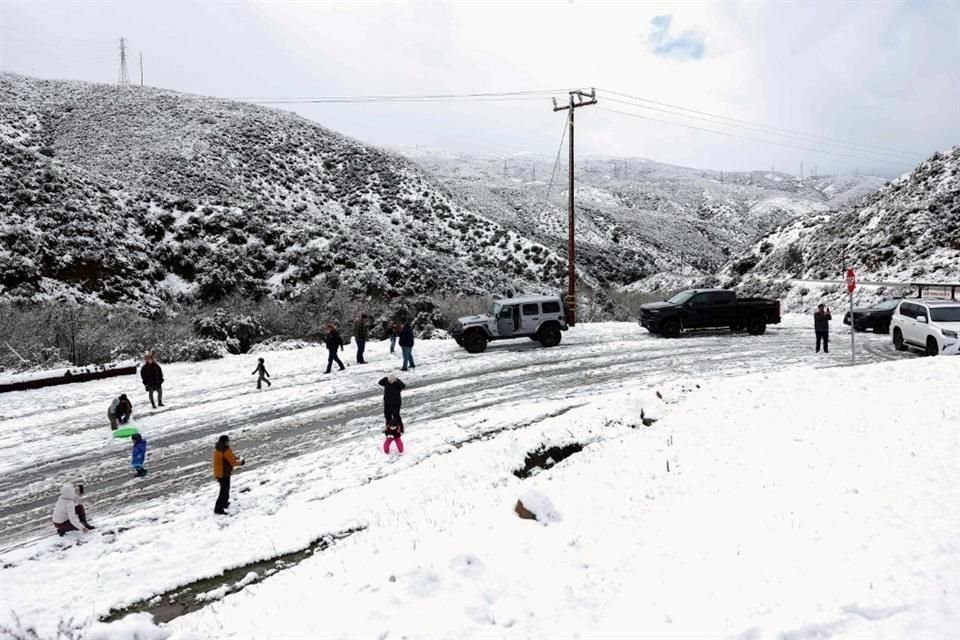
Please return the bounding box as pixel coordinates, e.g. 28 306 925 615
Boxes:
0 74 571 312
722 146 960 287
402 149 886 288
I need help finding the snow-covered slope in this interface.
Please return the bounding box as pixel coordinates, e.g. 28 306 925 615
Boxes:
0 74 571 311
403 150 886 287
722 146 960 285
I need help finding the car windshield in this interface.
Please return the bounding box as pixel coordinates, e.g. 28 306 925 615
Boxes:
875 299 901 310
667 291 695 304
930 306 960 322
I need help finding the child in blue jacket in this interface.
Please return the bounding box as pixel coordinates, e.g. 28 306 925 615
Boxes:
131 433 148 477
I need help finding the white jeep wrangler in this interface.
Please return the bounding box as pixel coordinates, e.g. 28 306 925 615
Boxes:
451 295 568 353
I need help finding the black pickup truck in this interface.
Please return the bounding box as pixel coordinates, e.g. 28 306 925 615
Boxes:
639 289 781 338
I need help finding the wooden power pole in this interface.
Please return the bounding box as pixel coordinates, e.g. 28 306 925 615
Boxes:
552 88 596 326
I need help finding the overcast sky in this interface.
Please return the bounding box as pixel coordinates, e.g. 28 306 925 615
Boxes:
1 0 957 177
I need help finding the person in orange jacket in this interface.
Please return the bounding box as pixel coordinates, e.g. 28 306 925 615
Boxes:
213 435 245 515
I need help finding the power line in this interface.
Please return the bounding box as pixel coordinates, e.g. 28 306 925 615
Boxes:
544 110 569 206
600 94 919 164
237 89 564 104
598 88 923 161
596 105 911 166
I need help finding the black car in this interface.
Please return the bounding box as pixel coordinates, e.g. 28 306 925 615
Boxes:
843 299 901 333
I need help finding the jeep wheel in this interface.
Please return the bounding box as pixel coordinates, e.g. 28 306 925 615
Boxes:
661 319 681 338
538 324 562 348
463 331 487 354
746 317 766 335
925 337 939 357
893 328 907 351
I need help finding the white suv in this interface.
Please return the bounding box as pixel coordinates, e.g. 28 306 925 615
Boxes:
451 295 568 353
891 299 960 356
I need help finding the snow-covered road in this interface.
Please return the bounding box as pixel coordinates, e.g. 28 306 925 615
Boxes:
0 316 909 548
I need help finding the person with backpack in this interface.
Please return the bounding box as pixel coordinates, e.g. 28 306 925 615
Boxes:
383 417 404 455
252 357 271 389
354 314 371 364
399 320 416 371
131 433 147 477
52 483 94 536
140 353 164 409
324 324 346 374
378 374 406 429
108 394 133 428
814 303 832 353
213 435 245 515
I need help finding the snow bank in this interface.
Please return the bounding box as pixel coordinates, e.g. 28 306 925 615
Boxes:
155 357 957 638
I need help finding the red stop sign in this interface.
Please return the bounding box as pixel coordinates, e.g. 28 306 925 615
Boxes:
846 268 856 293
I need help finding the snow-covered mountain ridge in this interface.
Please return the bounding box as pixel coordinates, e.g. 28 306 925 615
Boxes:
401 148 887 286
0 74 572 312
722 146 960 286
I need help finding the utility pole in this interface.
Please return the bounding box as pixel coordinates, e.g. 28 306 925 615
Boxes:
800 161 804 180
552 88 597 327
118 37 130 87
139 51 143 86
503 159 507 179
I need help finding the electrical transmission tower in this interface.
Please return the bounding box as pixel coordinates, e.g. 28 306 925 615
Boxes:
118 37 130 87
551 88 597 327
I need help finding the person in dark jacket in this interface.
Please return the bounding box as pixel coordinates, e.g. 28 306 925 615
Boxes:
213 435 245 515
378 374 406 428
252 357 271 389
388 322 400 354
324 324 346 374
383 417 404 455
399 320 416 371
131 433 147 477
354 314 371 364
814 304 832 353
108 394 133 428
140 353 164 409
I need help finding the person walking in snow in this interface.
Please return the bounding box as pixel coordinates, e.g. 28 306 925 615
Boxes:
378 374 406 429
213 435 245 515
814 303 832 353
388 322 400 354
354 314 371 364
131 433 148 477
252 357 271 389
52 483 94 536
324 324 346 374
140 352 164 409
399 320 416 371
383 417 404 455
108 394 133 428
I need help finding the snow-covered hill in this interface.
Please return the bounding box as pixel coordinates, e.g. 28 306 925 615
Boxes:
721 146 960 286
402 149 887 287
0 74 571 311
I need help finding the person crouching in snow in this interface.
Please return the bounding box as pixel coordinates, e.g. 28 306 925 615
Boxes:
378 374 405 429
131 433 148 477
252 357 271 389
52 483 94 536
108 394 133 428
213 435 245 515
383 417 404 455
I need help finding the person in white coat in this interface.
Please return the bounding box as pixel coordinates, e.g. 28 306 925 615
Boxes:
52 483 94 536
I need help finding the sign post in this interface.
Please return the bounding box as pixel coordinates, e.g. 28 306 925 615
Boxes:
846 268 856 365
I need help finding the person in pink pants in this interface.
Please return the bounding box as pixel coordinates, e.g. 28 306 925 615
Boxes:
383 418 404 454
